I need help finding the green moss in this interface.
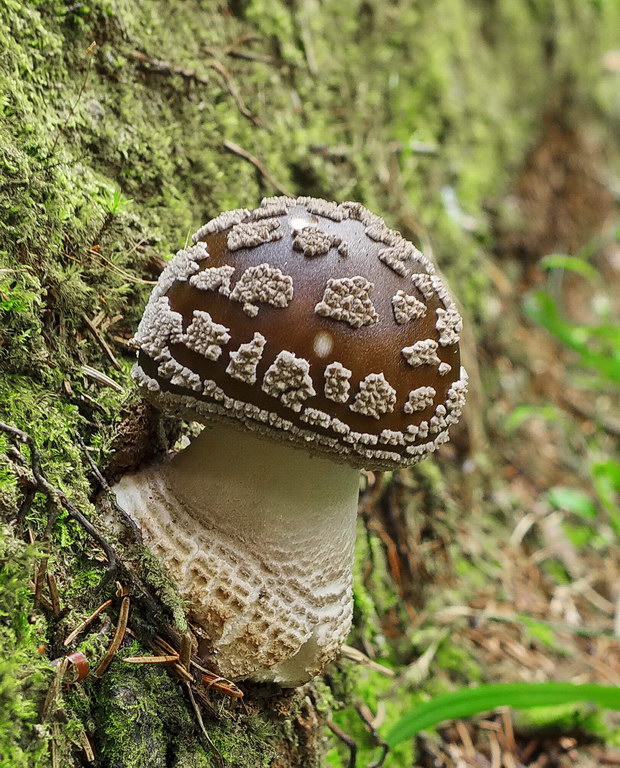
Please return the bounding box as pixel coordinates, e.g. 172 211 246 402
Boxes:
138 548 189 633
0 527 50 768
90 659 205 768
515 701 620 746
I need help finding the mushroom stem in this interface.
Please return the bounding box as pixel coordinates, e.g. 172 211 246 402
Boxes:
112 421 360 686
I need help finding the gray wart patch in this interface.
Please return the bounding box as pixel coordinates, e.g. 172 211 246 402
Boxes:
391 290 427 324
262 351 316 412
227 218 283 251
292 226 342 257
183 311 231 361
324 362 352 403
401 339 441 367
229 264 294 317
315 276 378 328
349 373 397 419
226 333 267 385
189 265 235 296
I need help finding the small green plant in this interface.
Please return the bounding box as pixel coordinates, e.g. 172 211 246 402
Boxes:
524 243 620 385
384 682 620 747
513 238 620 543
95 188 133 216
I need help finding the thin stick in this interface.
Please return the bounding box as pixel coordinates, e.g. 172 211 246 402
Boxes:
153 635 179 656
127 49 260 126
180 632 192 670
206 59 261 126
49 42 96 155
34 557 49 609
93 595 130 677
50 723 60 768
340 645 395 678
16 488 35 524
81 364 124 392
79 731 95 762
201 672 244 699
172 663 193 683
355 705 389 768
227 49 274 64
85 248 157 285
42 657 69 721
327 721 357 768
186 683 224 768
123 654 180 664
223 140 292 196
83 314 122 371
64 599 113 646
455 720 475 760
76 433 141 538
0 422 118 572
500 708 516 752
47 572 61 615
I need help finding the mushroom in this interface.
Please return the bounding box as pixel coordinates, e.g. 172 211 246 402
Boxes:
113 196 467 686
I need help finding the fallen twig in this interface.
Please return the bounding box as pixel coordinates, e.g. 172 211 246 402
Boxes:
83 314 122 371
180 631 193 670
356 704 389 768
123 654 180 664
81 364 124 392
16 488 35 525
93 591 130 677
64 599 113 646
340 645 395 678
223 140 292 196
76 433 141 539
0 421 118 572
186 682 224 768
127 49 260 126
328 720 357 768
206 58 262 126
47 572 61 615
42 657 69 721
201 671 244 699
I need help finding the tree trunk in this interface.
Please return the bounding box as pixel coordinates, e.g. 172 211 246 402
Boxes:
1 1 617 767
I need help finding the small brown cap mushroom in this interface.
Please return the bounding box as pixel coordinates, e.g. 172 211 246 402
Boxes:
132 196 467 469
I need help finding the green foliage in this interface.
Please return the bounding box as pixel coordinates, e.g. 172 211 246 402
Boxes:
525 234 620 384
524 291 620 384
516 244 620 550
547 487 597 519
0 528 50 768
385 683 620 748
539 253 600 280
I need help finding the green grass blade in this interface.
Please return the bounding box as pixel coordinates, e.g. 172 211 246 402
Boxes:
386 683 620 747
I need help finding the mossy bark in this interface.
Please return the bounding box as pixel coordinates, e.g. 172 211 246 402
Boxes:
1 1 618 766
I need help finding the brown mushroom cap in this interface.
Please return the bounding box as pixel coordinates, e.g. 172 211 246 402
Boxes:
132 196 467 469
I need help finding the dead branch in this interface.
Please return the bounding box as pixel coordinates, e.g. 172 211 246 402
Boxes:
0 421 118 572
64 599 113 646
223 139 292 196
82 314 122 371
126 49 260 126
327 720 357 768
186 683 224 768
93 592 130 677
